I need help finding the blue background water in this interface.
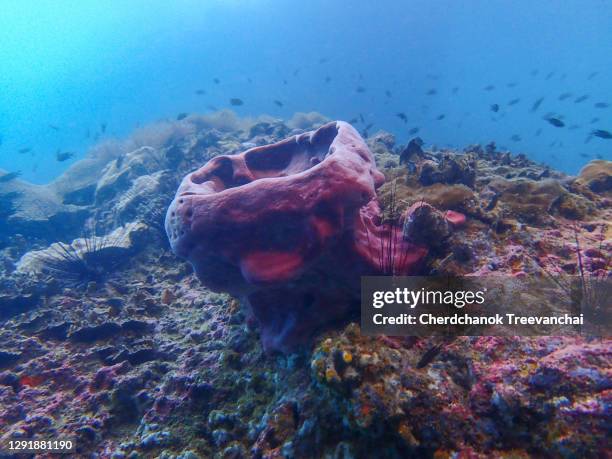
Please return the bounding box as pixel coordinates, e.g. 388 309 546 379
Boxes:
1 0 610 184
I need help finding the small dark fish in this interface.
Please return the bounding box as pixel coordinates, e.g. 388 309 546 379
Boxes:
545 71 555 80
587 71 598 80
56 150 75 162
530 69 539 76
359 113 365 123
452 86 459 94
195 89 206 95
594 102 609 108
283 79 288 85
507 82 518 88
385 90 392 98
396 112 407 123
507 98 520 106
530 97 544 112
574 95 589 103
408 127 419 135
324 76 331 83
318 57 328 64
579 153 590 158
510 134 522 142
230 98 244 106
558 92 572 101
484 85 495 91
356 86 366 93
247 78 252 83
348 117 358 124
436 114 445 120
176 112 188 120
273 100 283 107
545 117 565 127
207 105 218 111
490 104 499 112
364 122 374 131
426 88 437 95
590 117 600 124
0 171 21 182
213 78 220 84
18 147 31 154
293 68 300 76
535 128 542 136
591 129 612 139
101 122 107 133
48 124 60 131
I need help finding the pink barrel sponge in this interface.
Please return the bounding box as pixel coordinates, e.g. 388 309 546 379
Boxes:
166 121 427 352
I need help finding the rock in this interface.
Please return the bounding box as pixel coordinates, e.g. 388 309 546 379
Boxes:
166 121 427 352
160 289 174 305
76 425 98 442
113 171 174 225
140 431 172 449
68 319 153 343
248 120 290 140
418 153 476 187
487 178 590 225
368 131 399 169
69 323 123 343
576 160 612 192
399 137 424 164
0 351 21 369
95 147 167 204
37 322 70 340
0 292 40 319
403 202 451 248
0 177 89 246
369 131 396 150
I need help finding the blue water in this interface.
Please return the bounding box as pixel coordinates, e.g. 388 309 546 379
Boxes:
1 0 610 184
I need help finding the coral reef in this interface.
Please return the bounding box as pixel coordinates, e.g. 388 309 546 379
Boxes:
0 112 609 458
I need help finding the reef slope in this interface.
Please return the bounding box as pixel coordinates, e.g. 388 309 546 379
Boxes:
0 113 610 458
